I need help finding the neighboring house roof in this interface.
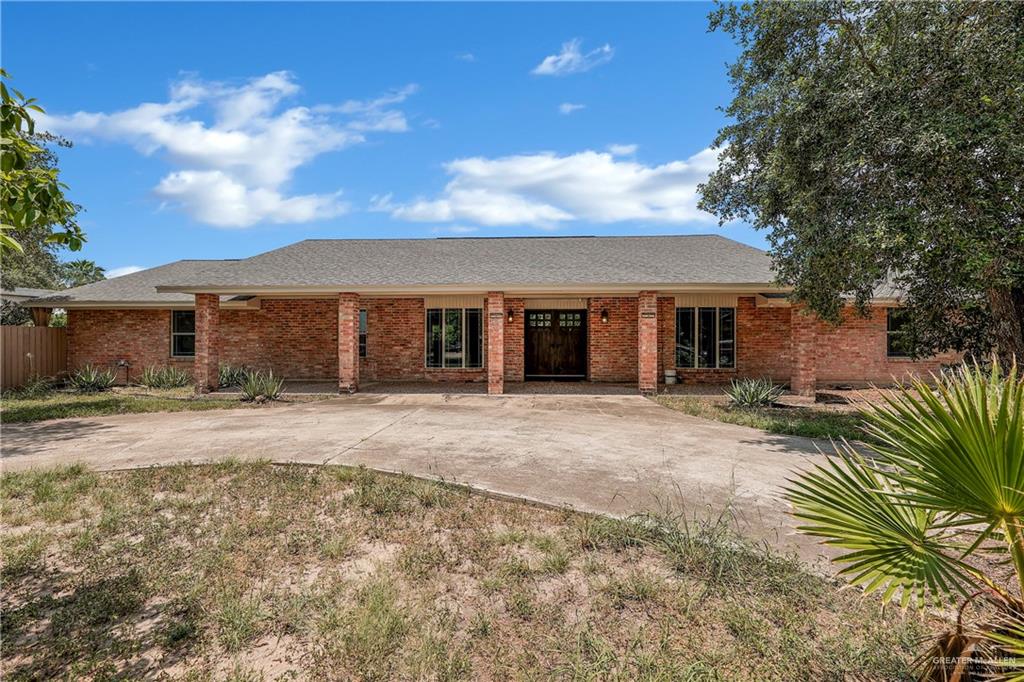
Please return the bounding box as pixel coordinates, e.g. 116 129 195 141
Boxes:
1 287 58 303
25 235 784 307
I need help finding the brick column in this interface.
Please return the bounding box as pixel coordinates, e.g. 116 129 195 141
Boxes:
487 291 505 395
338 293 360 393
790 306 817 396
638 290 658 394
194 293 220 393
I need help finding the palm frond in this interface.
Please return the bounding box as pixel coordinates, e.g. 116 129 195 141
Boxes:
862 362 1024 528
785 445 980 608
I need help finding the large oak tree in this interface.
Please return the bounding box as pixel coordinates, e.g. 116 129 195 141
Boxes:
699 1 1024 362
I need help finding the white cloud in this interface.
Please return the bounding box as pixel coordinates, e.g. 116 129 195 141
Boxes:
382 147 720 229
155 170 347 228
431 225 479 235
532 39 614 76
106 265 144 279
558 102 586 115
456 53 476 62
40 72 416 228
607 143 638 156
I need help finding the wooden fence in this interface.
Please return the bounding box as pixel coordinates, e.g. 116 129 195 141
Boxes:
1 326 68 390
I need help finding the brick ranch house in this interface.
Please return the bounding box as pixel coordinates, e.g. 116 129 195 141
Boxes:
26 235 950 395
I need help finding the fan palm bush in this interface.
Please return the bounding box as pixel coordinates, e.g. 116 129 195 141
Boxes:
69 365 117 392
726 377 784 407
786 361 1024 680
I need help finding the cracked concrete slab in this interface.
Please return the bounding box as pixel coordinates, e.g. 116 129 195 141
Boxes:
1 393 837 566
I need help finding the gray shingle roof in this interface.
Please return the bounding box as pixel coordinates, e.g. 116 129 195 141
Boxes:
1 287 58 302
26 260 236 306
165 235 776 289
26 236 782 306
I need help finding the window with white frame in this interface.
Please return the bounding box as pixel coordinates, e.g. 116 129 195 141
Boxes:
425 308 483 368
171 311 196 357
675 307 735 369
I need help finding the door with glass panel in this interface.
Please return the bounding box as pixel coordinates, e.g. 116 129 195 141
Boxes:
524 310 587 379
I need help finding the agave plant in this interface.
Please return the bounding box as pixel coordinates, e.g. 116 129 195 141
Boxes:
139 365 192 389
726 377 784 407
239 369 285 402
69 364 117 392
218 363 249 388
785 361 1024 680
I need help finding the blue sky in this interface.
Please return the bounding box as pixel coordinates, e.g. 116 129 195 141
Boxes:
4 1 758 277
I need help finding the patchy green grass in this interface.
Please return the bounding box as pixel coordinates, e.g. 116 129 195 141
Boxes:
0 387 326 423
654 395 873 443
0 462 931 680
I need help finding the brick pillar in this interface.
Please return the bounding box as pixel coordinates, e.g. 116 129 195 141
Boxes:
638 290 658 394
194 293 220 393
487 291 505 395
338 293 360 393
790 306 817 397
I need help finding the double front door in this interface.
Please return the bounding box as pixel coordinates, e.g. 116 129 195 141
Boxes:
524 309 587 379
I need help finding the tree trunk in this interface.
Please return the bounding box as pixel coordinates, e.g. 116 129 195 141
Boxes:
988 285 1024 366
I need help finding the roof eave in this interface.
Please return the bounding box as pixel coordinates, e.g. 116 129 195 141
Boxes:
153 282 789 296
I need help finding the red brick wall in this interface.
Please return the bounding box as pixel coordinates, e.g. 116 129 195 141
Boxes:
588 297 638 382
221 299 339 379
67 309 191 384
66 296 954 389
638 291 659 392
735 296 792 382
813 306 954 385
504 298 525 382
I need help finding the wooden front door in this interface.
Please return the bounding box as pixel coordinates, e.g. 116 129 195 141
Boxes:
525 310 587 379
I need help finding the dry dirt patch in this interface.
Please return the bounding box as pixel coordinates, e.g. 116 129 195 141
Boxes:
1 461 930 680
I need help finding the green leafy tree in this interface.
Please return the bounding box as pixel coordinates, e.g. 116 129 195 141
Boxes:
700 1 1024 362
787 362 1024 679
0 132 77 291
58 259 105 288
1 69 84 254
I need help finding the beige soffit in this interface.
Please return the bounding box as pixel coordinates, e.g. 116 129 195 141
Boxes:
755 294 792 308
523 298 588 309
422 295 486 308
674 293 739 308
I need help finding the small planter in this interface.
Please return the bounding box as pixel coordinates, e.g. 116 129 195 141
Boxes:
664 369 678 385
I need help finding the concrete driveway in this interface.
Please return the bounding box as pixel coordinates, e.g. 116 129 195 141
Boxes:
1 394 834 564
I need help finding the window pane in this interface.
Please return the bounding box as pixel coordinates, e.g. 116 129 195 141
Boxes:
173 334 195 357
425 309 442 367
465 309 483 368
444 309 464 368
173 310 195 333
718 308 735 368
359 310 367 358
698 308 716 368
887 308 911 357
675 308 694 368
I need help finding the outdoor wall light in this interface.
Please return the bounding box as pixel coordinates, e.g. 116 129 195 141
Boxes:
601 309 609 323
507 309 514 322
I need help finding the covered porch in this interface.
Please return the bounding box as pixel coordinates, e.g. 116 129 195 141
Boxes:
189 290 821 397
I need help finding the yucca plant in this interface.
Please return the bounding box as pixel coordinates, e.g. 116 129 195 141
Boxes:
785 361 1024 680
239 369 285 402
69 364 117 392
726 376 784 407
